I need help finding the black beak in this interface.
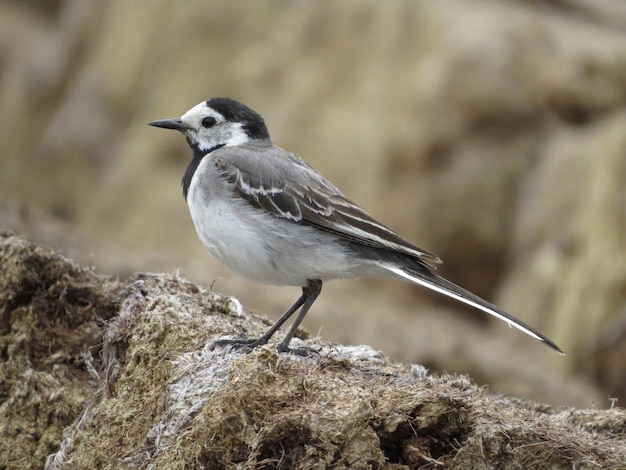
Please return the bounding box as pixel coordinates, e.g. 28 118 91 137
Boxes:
148 118 189 131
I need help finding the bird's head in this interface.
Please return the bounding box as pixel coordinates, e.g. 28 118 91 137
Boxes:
149 97 270 154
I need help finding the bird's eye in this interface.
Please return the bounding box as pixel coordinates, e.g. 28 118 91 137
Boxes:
201 116 217 128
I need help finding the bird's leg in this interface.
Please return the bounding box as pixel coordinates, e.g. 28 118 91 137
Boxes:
276 279 322 354
210 280 321 352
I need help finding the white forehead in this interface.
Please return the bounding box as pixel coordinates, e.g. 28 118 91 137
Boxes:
178 101 249 150
180 102 225 126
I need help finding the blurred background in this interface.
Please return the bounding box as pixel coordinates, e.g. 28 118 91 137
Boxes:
1 0 625 407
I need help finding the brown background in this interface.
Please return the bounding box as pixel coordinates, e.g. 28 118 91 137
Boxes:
1 0 625 407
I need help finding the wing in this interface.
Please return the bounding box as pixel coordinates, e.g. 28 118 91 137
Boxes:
212 146 442 268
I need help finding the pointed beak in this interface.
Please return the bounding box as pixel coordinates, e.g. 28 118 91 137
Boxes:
148 117 189 131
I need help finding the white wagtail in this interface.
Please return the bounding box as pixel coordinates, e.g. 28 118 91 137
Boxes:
149 97 564 355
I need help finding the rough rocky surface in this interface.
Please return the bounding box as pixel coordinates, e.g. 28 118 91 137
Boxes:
1 0 625 409
2 233 625 470
0 231 120 468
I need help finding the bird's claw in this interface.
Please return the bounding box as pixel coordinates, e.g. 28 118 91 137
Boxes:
210 337 318 357
210 337 264 352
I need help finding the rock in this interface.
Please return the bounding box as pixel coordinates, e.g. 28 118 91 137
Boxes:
1 233 624 469
0 230 119 468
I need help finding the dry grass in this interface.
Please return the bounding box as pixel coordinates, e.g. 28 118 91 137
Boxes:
1 232 623 469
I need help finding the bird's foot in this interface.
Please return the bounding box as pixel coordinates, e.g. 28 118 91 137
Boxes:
276 342 320 357
210 337 266 352
211 336 319 357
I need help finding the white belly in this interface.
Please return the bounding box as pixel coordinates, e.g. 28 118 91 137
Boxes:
187 178 368 286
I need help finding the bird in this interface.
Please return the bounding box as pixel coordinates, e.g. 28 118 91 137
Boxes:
149 97 564 355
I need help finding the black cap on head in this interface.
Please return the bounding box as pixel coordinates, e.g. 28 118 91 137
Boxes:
206 97 269 140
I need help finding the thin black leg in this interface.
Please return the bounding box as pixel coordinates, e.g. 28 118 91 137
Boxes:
276 280 321 352
210 279 322 352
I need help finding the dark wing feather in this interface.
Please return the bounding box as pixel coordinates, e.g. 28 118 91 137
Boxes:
213 151 441 267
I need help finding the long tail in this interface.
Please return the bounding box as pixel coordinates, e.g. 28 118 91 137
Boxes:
382 264 565 355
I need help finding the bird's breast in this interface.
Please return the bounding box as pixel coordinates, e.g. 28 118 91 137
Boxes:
185 156 377 286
